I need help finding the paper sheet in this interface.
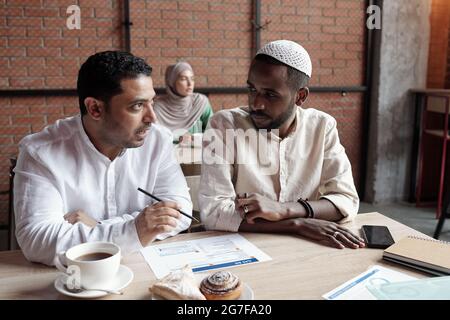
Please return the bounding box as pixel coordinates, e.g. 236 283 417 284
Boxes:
140 234 272 279
322 265 418 300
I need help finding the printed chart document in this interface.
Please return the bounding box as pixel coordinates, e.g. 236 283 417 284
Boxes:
322 265 417 300
141 234 272 279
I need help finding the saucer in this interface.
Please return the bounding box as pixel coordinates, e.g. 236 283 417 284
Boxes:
152 282 254 300
239 283 254 300
54 265 134 299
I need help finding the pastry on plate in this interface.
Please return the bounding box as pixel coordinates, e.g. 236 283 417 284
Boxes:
150 266 206 300
199 271 242 300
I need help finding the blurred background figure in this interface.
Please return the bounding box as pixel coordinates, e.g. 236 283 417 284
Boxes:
154 61 213 145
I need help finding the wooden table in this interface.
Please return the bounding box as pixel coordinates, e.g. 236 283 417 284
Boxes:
0 212 430 300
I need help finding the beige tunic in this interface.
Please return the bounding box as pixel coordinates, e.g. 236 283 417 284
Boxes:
199 106 359 232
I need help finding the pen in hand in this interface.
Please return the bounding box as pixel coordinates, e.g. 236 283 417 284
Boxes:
137 187 200 223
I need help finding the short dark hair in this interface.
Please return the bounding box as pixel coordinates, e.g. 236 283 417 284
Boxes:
77 51 153 115
254 54 309 92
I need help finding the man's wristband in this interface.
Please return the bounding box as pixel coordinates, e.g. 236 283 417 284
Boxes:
297 198 315 218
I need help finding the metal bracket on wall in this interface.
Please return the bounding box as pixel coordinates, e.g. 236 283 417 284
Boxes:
251 19 271 31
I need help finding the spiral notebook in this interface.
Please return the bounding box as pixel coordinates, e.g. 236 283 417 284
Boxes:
383 236 450 276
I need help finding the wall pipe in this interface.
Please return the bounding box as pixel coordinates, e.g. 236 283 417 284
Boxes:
359 0 379 199
122 0 132 53
252 0 261 57
0 86 367 97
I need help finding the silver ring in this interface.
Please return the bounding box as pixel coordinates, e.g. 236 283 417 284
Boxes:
333 231 340 238
243 205 249 214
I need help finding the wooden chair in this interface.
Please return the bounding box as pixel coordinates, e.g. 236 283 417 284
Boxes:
0 197 8 249
180 163 204 233
415 94 450 218
8 158 19 250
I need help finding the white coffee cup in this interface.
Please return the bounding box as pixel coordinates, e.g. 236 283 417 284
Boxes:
55 241 121 290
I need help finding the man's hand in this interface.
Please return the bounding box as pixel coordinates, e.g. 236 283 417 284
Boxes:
294 218 365 249
236 193 287 223
135 201 181 247
64 210 98 228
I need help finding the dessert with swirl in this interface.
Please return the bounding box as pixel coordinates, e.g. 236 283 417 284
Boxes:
199 271 242 300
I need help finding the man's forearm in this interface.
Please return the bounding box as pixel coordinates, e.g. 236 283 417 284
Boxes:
238 218 299 234
283 198 343 221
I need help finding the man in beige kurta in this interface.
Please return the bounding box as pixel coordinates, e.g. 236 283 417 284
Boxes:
199 40 365 249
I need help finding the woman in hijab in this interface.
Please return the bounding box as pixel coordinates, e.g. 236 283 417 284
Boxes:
153 61 213 144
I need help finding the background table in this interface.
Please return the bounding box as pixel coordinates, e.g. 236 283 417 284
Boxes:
409 88 450 202
0 212 430 300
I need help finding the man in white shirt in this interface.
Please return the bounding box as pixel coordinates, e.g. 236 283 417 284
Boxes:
199 40 365 249
14 51 192 265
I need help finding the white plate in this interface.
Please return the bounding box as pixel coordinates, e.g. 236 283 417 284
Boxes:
152 282 254 300
54 265 134 299
238 283 254 300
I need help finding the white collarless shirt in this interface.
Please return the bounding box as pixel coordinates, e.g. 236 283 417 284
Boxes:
14 115 192 266
199 106 359 232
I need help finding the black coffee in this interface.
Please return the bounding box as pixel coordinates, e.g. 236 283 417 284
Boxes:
75 252 112 261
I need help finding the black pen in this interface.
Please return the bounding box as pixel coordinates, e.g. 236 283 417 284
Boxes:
137 187 199 223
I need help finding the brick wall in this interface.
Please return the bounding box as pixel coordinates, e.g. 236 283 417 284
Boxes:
0 0 367 224
128 0 365 186
131 0 253 89
427 0 450 88
1 0 123 88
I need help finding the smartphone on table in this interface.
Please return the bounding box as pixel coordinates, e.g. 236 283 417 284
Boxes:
361 225 395 249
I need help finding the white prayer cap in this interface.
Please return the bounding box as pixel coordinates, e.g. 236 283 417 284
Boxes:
256 40 312 77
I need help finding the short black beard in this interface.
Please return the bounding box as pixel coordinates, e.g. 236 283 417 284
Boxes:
262 95 297 131
250 104 296 130
268 102 295 129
